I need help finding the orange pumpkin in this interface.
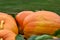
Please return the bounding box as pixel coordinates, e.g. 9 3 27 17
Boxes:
16 11 33 31
0 12 18 34
0 30 16 40
24 11 60 38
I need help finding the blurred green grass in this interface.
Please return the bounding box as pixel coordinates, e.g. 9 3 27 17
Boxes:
0 0 60 15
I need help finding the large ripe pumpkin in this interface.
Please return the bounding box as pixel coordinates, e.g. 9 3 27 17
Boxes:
16 11 33 31
0 30 16 40
24 11 60 38
0 12 18 34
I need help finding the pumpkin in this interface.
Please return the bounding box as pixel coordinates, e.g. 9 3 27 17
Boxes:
23 11 60 38
0 30 16 40
16 11 33 31
0 12 18 34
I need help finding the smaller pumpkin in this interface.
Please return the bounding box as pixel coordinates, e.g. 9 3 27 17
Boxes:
0 12 18 34
0 17 16 40
16 11 33 31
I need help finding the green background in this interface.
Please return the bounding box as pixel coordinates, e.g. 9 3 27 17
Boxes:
0 0 60 15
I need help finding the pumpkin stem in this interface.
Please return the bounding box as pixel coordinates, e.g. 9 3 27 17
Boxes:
0 38 3 40
0 20 4 29
0 20 4 40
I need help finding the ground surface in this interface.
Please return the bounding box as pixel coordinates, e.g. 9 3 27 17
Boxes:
0 0 60 15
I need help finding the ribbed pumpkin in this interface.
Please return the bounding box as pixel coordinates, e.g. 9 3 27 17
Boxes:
0 12 18 34
16 11 33 31
23 11 60 38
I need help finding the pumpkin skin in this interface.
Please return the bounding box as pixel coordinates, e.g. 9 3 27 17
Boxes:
23 11 60 26
24 21 60 38
16 11 33 31
0 12 18 34
23 11 60 38
0 30 16 40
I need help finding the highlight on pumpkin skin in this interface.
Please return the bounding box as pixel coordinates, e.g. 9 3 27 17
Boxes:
0 38 3 40
23 11 60 26
16 11 34 31
0 12 18 34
